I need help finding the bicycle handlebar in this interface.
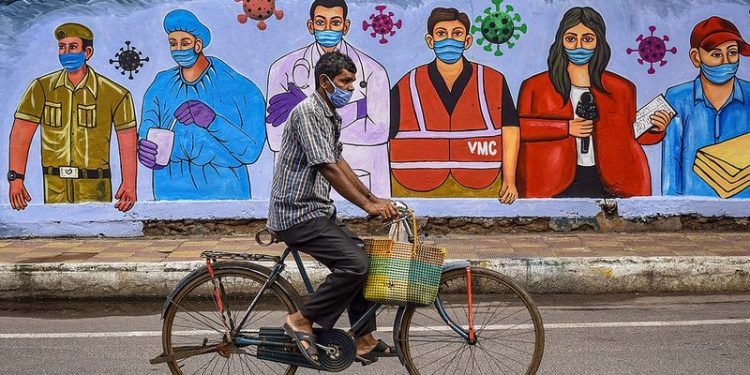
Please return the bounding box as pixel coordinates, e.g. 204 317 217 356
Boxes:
257 201 411 246
366 200 409 221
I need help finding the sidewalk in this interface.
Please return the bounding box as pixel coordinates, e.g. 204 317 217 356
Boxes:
3 232 750 263
1 232 749 298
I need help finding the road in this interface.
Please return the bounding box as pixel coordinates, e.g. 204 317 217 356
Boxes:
0 294 748 374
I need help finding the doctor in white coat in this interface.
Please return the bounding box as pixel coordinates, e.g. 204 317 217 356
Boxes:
266 0 391 198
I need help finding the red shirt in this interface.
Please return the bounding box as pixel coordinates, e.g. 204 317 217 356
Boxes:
517 71 664 198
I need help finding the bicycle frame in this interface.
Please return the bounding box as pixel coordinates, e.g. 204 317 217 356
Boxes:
227 248 472 346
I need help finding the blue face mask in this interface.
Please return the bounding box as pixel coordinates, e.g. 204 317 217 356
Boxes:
701 62 739 85
314 30 344 48
565 48 595 65
433 39 465 64
171 49 199 68
324 75 353 108
59 52 86 71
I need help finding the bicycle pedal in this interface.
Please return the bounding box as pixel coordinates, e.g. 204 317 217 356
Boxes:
355 355 374 366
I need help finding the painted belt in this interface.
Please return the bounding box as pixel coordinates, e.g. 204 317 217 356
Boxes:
43 166 112 179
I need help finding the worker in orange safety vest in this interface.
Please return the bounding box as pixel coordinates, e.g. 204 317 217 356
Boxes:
389 7 520 203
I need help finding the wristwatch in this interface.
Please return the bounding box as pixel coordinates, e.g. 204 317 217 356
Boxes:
7 170 24 182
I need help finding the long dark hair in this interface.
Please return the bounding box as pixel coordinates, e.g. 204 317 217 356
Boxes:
547 7 611 102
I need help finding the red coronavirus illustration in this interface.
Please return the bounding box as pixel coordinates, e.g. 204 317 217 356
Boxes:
627 26 677 74
362 5 402 44
235 0 284 31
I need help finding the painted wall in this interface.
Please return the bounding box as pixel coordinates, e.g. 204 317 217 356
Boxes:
2 0 750 233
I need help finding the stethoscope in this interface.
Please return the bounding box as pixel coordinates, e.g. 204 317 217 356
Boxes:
290 41 368 90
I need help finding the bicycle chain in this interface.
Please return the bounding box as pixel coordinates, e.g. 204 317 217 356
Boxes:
200 251 280 263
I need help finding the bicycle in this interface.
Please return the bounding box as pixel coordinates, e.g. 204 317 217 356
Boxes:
150 203 545 374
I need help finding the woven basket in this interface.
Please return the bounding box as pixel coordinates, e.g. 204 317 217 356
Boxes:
363 210 446 307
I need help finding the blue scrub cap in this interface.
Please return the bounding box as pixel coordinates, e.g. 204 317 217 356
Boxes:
164 9 211 48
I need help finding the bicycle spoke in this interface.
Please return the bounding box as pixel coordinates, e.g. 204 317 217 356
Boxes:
402 269 543 375
163 269 296 375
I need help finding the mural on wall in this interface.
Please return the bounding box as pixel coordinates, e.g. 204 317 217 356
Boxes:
626 26 677 75
8 22 138 212
109 41 150 80
235 0 284 30
516 7 673 199
471 0 527 57
662 16 750 198
266 0 392 198
3 0 750 217
137 9 266 201
389 7 520 204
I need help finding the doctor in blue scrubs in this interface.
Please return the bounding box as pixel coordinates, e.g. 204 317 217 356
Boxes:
138 9 266 200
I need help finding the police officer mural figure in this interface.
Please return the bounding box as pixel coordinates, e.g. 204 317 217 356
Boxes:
8 23 138 212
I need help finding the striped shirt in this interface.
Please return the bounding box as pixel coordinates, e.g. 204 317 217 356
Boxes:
267 91 343 231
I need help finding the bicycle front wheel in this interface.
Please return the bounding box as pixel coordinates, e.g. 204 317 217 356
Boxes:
399 267 544 375
162 264 299 375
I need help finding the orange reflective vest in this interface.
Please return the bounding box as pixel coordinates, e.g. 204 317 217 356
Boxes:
390 62 506 192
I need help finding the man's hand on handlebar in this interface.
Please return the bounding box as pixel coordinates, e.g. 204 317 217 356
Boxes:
365 198 399 222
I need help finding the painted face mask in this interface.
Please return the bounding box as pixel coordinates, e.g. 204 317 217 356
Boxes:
433 38 465 64
314 30 344 48
565 48 595 65
324 75 353 108
701 62 740 85
171 48 199 68
59 52 86 71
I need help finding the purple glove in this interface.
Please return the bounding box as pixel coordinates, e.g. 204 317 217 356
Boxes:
356 98 367 120
138 139 164 170
266 83 307 127
175 100 216 129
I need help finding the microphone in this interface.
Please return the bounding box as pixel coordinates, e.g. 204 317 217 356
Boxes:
575 92 599 154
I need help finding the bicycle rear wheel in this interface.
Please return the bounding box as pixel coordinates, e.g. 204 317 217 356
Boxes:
161 264 299 375
398 267 544 374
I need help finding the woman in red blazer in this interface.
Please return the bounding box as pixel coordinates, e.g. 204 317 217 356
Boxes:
517 7 672 198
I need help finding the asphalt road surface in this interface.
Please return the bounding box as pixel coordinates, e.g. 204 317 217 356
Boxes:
0 294 748 374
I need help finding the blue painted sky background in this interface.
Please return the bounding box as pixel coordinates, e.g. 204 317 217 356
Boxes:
1 0 749 203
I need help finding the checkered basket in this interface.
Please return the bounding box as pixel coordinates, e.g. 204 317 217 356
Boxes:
363 210 447 307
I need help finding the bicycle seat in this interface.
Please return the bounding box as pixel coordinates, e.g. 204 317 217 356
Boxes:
255 228 282 247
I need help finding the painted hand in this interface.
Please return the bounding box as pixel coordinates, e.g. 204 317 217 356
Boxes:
138 139 164 170
266 83 307 127
175 100 216 129
648 110 674 133
499 181 518 205
569 119 594 138
9 180 31 211
114 183 136 212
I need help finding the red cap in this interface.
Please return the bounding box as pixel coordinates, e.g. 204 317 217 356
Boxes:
691 17 750 55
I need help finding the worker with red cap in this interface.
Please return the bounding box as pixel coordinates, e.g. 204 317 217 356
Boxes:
662 16 750 197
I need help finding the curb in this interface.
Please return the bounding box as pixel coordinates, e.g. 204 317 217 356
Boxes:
1 257 749 299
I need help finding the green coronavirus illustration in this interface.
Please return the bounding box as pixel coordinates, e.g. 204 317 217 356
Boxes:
471 0 528 56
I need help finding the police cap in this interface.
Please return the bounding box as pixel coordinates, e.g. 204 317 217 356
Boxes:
54 23 94 41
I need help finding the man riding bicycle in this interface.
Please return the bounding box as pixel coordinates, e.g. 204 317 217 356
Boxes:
266 51 399 366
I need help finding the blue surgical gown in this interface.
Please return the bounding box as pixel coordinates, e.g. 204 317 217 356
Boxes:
139 56 266 200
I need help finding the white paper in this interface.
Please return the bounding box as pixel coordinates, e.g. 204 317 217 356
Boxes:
633 94 676 138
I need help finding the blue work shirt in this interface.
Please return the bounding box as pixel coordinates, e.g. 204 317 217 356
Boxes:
662 77 750 198
139 57 266 200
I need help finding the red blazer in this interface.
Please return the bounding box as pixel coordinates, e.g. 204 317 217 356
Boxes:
517 71 664 198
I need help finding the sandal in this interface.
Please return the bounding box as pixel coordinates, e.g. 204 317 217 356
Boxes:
356 339 398 365
282 323 321 366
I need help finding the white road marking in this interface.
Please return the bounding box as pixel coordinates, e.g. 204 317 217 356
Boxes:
0 319 748 339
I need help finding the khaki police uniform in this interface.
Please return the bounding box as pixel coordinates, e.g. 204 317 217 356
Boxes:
15 67 136 203
13 23 136 204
